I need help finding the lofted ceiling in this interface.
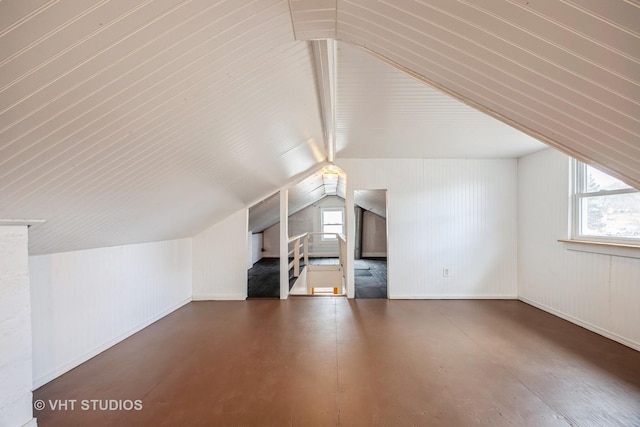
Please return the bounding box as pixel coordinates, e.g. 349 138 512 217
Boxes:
0 0 324 254
336 42 545 158
248 166 347 233
1 1 637 254
248 166 385 234
291 0 640 187
354 189 386 219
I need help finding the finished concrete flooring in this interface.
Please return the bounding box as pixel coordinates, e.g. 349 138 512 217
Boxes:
34 299 640 426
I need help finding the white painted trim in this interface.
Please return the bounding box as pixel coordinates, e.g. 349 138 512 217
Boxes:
558 240 640 259
390 295 517 300
0 219 45 227
345 187 355 299
519 297 640 353
361 252 387 258
311 40 337 163
191 294 246 301
32 298 191 389
280 189 290 300
21 418 37 427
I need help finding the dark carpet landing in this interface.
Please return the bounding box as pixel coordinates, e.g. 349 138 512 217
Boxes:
354 258 387 299
355 270 372 276
248 257 387 299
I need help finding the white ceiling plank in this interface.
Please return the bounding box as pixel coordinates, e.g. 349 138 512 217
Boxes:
0 0 326 254
289 0 336 40
336 18 640 185
1 0 638 254
335 42 545 159
334 0 640 187
0 0 54 37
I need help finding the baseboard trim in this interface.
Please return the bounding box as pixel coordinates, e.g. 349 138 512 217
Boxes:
192 294 247 301
361 252 387 258
519 297 640 352
32 297 191 389
389 295 517 300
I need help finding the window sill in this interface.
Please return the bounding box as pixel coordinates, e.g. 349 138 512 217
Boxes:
558 239 640 259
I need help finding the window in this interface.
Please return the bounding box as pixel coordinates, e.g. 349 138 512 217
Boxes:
572 160 640 244
321 208 344 240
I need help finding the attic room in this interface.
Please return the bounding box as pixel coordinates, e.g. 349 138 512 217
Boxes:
1 1 639 426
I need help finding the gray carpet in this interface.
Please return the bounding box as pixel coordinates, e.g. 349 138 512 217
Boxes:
248 257 387 299
354 258 387 299
247 258 299 298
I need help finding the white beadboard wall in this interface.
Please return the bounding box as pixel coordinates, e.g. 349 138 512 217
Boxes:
518 149 640 351
29 238 192 388
362 210 387 257
249 232 263 268
337 158 518 299
192 208 248 300
0 225 35 427
262 195 346 258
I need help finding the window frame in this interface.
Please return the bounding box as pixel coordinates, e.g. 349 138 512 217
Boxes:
320 207 344 241
571 160 640 246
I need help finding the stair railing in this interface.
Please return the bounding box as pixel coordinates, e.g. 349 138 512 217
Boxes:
288 232 347 283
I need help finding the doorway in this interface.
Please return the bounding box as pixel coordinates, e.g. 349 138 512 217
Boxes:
353 189 388 298
247 192 280 298
287 166 347 296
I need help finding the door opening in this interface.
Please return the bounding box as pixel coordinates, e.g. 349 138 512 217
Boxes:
247 192 280 298
353 189 388 299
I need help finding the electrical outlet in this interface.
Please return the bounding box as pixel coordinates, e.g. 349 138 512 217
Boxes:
443 268 450 277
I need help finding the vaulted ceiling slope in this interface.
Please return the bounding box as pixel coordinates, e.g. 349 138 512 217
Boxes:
292 0 640 188
0 1 325 254
336 42 545 158
248 167 384 234
3 1 638 255
249 167 347 233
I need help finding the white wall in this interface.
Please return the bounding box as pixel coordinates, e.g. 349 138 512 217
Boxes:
262 196 345 257
288 195 345 236
518 148 640 351
262 223 280 259
29 238 192 388
249 233 263 267
338 159 518 299
362 210 387 257
0 225 36 427
192 209 248 300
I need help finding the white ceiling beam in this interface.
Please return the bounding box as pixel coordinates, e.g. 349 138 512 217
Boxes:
311 39 337 163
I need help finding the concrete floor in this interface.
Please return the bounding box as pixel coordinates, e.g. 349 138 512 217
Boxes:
34 299 640 426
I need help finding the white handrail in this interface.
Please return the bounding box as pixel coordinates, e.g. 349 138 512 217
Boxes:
286 232 348 286
287 233 308 277
288 232 308 244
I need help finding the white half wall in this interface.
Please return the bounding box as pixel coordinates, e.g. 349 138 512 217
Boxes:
29 238 192 388
248 232 263 268
192 209 248 300
338 159 518 299
518 148 640 351
0 225 36 427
